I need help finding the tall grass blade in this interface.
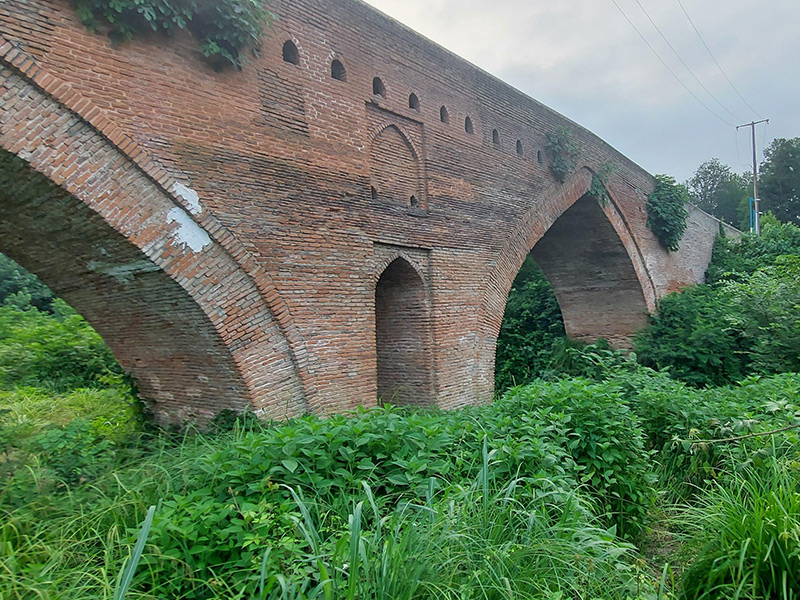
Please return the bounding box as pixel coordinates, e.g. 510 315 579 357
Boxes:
112 504 155 600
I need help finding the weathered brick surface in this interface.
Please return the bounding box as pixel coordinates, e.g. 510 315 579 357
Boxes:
0 0 728 421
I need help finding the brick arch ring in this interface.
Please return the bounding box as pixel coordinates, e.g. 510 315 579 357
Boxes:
471 166 659 398
0 38 319 422
372 251 428 285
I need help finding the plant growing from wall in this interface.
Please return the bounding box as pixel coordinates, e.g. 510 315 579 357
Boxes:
588 163 615 206
546 126 580 183
71 0 270 69
646 174 689 251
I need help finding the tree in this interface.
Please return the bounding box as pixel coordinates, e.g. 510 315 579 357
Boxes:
0 252 54 312
759 138 800 226
685 158 750 227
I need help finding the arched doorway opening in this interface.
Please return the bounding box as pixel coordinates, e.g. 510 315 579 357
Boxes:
374 258 434 406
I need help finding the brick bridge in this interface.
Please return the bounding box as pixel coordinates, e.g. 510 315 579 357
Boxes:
0 0 728 423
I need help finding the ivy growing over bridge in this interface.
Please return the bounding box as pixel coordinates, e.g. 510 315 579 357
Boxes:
71 0 270 68
646 174 689 252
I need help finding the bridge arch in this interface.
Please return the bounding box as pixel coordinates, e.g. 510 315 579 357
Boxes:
0 56 311 423
475 167 658 397
374 256 435 407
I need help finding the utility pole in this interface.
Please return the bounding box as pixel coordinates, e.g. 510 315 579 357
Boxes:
736 118 769 234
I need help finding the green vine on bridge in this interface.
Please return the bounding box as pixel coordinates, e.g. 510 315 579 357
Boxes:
71 0 270 69
546 126 581 183
588 163 615 206
646 174 689 252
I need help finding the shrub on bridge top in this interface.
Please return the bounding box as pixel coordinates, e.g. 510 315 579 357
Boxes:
72 0 270 68
646 174 689 251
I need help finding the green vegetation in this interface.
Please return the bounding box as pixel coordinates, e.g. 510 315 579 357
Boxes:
72 0 270 68
2 201 800 600
635 221 800 386
646 175 689 252
546 126 581 183
494 256 565 391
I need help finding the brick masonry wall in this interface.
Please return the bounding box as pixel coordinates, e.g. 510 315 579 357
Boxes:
0 0 728 421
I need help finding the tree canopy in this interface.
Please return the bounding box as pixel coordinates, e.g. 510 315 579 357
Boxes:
760 137 800 226
685 158 750 228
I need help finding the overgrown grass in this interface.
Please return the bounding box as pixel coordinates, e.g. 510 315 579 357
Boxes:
1 279 799 598
675 458 800 599
2 370 799 598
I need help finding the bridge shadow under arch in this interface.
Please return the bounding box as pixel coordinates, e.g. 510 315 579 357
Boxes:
529 192 650 347
374 257 434 407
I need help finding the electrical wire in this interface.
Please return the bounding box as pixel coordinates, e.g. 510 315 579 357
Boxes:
609 0 736 128
633 0 745 124
760 120 769 161
675 0 763 120
735 128 751 170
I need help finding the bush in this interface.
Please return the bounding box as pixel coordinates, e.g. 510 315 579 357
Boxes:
706 221 800 284
636 254 800 386
505 378 656 538
0 300 122 391
635 285 748 387
647 174 689 252
0 253 54 313
495 256 565 391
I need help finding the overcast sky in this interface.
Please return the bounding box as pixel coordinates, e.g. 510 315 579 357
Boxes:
363 0 800 183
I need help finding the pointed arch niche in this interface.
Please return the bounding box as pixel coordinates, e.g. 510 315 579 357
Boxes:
369 124 424 209
374 257 434 406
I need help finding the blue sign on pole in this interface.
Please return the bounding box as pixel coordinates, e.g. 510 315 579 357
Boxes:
750 198 756 232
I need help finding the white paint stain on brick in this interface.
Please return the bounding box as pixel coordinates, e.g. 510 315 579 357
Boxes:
167 207 211 252
172 182 202 215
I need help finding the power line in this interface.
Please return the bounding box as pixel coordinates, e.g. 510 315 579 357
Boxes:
675 0 763 120
608 0 736 128
632 0 745 123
